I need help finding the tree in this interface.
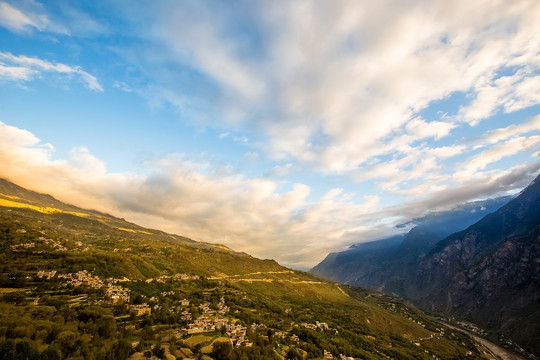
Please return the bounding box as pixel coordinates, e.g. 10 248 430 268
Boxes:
107 339 132 360
286 347 303 360
211 341 232 360
55 330 78 356
39 347 61 360
152 342 165 359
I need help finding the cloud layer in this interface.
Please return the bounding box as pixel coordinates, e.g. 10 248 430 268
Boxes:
1 121 538 268
125 0 540 178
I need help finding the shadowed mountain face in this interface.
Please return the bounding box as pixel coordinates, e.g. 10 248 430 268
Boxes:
311 196 511 296
415 175 540 354
312 174 540 355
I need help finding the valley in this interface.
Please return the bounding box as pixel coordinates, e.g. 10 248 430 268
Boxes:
312 175 540 359
0 178 489 359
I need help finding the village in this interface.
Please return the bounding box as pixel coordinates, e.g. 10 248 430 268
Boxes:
33 269 350 357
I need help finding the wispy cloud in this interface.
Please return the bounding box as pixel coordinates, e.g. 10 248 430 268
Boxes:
0 0 67 34
472 115 540 148
0 52 103 91
113 81 132 93
457 68 540 125
454 135 540 181
120 0 539 193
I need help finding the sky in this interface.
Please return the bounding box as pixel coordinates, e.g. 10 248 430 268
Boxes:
0 0 539 269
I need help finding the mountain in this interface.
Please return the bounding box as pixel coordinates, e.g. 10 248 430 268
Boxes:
0 178 485 359
311 196 511 296
415 174 540 354
312 175 540 356
310 235 404 287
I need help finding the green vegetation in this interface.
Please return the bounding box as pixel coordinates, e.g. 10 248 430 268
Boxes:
0 179 485 359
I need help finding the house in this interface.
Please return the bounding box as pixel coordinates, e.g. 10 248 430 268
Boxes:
316 321 329 330
37 270 57 279
181 310 192 321
132 304 151 316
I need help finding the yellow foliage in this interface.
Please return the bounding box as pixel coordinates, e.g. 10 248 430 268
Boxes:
0 198 89 218
0 194 20 200
117 227 137 233
117 228 152 235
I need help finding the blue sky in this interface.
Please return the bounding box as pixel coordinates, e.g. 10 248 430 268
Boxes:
0 0 539 269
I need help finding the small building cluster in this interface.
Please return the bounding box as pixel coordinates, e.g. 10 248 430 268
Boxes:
145 273 200 283
50 270 131 302
316 321 329 330
40 237 67 251
302 321 330 331
226 324 250 347
131 304 151 316
188 315 217 334
59 270 104 289
113 247 132 252
217 296 230 315
11 242 35 251
181 310 192 321
173 273 200 280
37 270 57 279
106 284 130 303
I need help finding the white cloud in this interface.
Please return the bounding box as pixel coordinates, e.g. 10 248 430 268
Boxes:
0 0 68 34
472 115 540 148
457 69 540 125
0 52 103 91
0 1 45 32
454 135 540 182
384 163 540 220
123 0 539 189
1 121 538 268
0 122 382 268
113 81 132 93
405 118 456 140
0 63 35 81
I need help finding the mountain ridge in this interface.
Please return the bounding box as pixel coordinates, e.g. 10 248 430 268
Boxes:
311 174 540 355
311 195 511 295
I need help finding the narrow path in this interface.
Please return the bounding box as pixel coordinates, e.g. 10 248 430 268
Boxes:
337 286 349 297
209 270 294 279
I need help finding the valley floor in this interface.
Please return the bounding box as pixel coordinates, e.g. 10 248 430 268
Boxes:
443 323 527 360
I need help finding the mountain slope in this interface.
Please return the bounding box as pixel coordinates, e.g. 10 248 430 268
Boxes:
0 178 485 359
415 175 540 354
310 234 404 286
311 196 511 297
312 175 540 356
